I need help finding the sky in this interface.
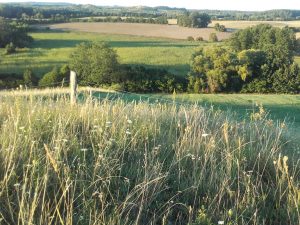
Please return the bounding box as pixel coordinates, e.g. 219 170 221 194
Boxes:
1 0 300 11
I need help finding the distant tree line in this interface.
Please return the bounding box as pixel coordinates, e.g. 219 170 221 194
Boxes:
2 3 300 25
70 16 168 25
188 24 300 93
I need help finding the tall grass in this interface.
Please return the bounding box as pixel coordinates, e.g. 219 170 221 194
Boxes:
0 93 299 224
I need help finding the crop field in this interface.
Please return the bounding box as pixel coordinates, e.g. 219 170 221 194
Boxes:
49 22 232 40
210 20 300 37
0 30 217 77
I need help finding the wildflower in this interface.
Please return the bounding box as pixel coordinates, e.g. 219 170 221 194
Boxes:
81 148 89 152
14 183 21 187
127 119 133 124
218 221 225 225
202 133 210 137
126 129 131 135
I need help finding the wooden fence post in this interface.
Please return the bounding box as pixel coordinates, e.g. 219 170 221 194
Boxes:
70 71 77 105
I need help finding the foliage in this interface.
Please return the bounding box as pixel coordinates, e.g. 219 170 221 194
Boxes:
188 24 300 94
0 17 33 48
113 65 186 93
178 12 211 28
187 36 195 41
209 33 218 42
214 23 227 32
70 42 120 86
5 42 15 54
196 36 204 41
23 68 38 87
38 65 69 87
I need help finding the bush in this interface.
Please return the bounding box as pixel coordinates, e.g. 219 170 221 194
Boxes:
214 23 227 32
196 36 204 41
209 33 218 42
39 67 60 87
187 36 195 41
5 42 16 55
23 68 38 87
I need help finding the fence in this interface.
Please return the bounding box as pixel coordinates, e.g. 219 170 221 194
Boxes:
0 71 200 108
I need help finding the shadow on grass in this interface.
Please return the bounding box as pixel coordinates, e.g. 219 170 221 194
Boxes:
30 38 200 49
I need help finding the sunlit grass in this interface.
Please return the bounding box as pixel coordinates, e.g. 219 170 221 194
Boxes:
0 30 209 77
0 91 299 224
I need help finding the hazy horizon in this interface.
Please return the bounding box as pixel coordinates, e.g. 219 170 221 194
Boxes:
0 0 300 11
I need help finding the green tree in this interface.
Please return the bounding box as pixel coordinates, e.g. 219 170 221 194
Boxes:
70 42 119 85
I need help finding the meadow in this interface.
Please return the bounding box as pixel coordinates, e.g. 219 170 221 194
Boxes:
0 90 299 224
0 30 214 77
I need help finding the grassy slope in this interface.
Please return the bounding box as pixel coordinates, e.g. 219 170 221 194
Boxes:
0 93 299 224
0 30 212 77
100 92 300 140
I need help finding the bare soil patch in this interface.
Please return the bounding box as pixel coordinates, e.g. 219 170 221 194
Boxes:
49 22 231 40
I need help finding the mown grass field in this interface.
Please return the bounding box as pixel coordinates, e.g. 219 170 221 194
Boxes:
0 30 215 77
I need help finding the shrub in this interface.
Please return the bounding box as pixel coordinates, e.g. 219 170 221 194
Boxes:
196 36 204 41
23 68 38 87
39 67 63 87
5 42 16 55
209 33 218 42
187 36 195 41
214 23 227 32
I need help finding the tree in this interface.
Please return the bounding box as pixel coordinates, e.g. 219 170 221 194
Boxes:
188 47 241 93
0 18 33 48
178 12 211 28
70 42 120 85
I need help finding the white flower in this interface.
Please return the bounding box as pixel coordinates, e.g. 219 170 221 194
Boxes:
81 148 88 152
202 133 210 137
126 130 131 135
127 119 133 124
218 221 225 225
106 121 112 127
14 183 21 187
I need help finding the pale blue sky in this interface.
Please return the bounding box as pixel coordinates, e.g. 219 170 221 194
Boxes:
0 0 300 11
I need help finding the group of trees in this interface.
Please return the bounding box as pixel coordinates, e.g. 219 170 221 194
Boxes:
214 23 227 32
188 24 300 93
69 42 185 93
178 12 211 28
0 17 32 49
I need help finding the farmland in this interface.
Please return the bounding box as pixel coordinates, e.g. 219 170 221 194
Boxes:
1 6 300 224
50 22 231 40
0 29 217 77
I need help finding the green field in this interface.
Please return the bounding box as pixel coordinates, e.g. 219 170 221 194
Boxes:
0 30 214 77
